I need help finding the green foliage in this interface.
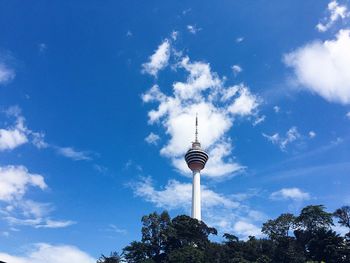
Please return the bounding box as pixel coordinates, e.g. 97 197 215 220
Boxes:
295 205 333 231
97 252 122 263
334 206 350 240
167 245 205 263
101 205 350 263
262 213 295 240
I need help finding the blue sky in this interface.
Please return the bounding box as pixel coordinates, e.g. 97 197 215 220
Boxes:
1 0 350 261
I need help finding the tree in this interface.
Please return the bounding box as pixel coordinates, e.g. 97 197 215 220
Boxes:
97 252 122 263
334 206 350 238
333 206 350 261
293 205 348 262
141 211 171 261
262 213 295 240
295 205 333 232
165 215 217 252
123 241 150 263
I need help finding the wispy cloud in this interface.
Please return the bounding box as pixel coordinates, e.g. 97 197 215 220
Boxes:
265 161 350 182
273 106 280 113
270 187 310 201
145 132 160 145
316 0 349 32
309 131 316 138
0 106 49 151
142 39 170 77
1 106 95 162
232 64 242 76
0 62 15 85
0 165 75 229
106 224 127 235
187 25 201 34
263 126 300 151
5 216 75 229
55 146 92 161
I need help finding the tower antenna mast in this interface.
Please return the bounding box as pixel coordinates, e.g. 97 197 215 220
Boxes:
195 113 198 143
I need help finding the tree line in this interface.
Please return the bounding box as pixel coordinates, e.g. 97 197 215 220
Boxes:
97 205 350 263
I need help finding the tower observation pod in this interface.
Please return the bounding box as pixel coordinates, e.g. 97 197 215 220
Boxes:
184 115 209 221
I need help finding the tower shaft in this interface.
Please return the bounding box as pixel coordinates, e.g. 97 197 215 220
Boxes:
192 170 201 220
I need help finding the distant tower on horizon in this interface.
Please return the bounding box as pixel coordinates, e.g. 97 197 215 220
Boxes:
185 115 209 221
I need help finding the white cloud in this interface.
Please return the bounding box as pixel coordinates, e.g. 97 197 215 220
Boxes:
0 125 28 150
0 165 46 202
5 216 75 229
0 243 95 263
309 131 316 138
145 132 160 145
273 106 280 113
30 131 48 149
171 31 178 41
0 106 50 151
228 86 259 116
346 112 350 119
316 0 349 32
0 116 28 151
142 54 260 178
263 126 300 150
187 25 201 34
0 63 15 84
233 221 261 238
284 29 350 104
142 40 170 77
35 219 76 229
56 147 91 161
253 115 265 126
232 64 242 76
270 187 310 201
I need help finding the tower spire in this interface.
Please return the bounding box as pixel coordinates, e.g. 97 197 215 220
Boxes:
195 113 198 143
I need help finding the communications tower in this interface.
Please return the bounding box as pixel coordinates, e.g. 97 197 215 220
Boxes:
184 115 209 221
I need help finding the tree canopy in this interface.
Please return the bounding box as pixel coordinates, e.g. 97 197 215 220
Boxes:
98 205 350 263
